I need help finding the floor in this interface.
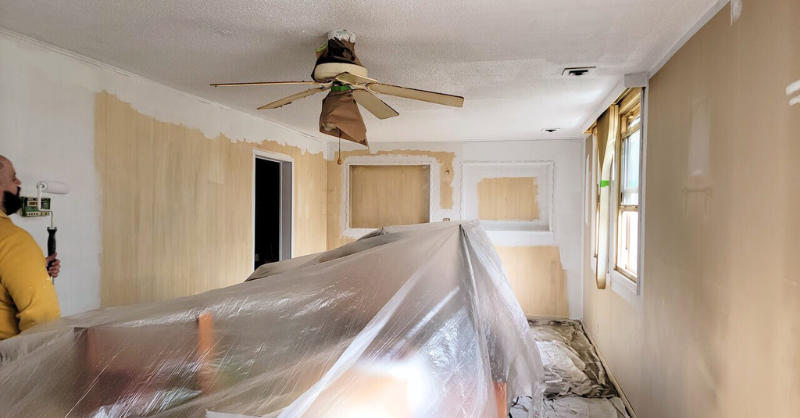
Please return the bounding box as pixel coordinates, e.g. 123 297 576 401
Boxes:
510 318 632 418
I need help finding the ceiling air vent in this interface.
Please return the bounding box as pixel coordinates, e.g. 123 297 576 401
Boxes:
563 67 595 77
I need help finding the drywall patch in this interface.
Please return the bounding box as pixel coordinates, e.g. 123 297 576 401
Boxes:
788 80 800 106
730 0 743 23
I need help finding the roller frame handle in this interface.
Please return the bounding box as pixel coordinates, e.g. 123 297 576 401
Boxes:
47 227 57 270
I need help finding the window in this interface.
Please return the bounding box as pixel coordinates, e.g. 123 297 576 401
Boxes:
587 87 645 292
615 105 641 280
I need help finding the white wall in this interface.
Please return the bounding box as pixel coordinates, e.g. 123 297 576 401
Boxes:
0 29 325 315
462 141 584 318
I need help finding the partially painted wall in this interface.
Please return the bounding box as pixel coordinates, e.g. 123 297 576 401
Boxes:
95 93 327 306
0 30 327 313
583 2 800 417
327 140 584 318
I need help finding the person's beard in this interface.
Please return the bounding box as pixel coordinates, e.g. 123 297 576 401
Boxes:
2 188 22 215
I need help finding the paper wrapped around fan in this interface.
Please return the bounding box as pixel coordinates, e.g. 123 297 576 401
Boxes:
314 32 361 67
319 89 368 146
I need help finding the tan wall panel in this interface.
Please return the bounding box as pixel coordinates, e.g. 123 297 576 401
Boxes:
477 177 540 221
327 150 455 249
583 2 800 418
349 165 430 228
495 246 568 317
95 92 327 307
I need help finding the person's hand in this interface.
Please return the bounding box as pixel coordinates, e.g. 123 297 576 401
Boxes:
45 252 60 278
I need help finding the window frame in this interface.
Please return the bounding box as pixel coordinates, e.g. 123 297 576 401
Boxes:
606 89 646 297
614 103 642 281
591 128 600 263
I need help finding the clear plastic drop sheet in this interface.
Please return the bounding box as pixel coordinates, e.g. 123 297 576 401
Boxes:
0 221 543 418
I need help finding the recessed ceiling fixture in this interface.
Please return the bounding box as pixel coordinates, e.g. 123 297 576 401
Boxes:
562 67 596 77
543 128 560 133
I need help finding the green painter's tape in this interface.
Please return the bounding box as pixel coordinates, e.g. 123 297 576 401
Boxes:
331 85 352 92
315 42 328 53
600 180 610 188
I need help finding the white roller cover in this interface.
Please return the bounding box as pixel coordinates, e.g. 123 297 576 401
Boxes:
36 180 70 195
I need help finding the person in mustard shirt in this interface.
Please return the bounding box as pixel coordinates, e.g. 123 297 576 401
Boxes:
0 155 61 340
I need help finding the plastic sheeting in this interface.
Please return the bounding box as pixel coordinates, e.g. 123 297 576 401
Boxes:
0 221 543 418
510 396 630 418
515 319 630 418
528 318 616 399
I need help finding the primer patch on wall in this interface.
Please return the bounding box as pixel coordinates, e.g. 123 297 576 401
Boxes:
477 177 540 221
788 80 800 106
730 0 743 24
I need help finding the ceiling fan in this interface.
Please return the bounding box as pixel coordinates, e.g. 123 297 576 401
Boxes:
211 29 464 147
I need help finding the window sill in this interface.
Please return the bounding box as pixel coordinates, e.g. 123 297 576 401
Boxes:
609 269 640 305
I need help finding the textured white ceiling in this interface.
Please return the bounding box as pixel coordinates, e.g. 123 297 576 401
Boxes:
0 0 717 142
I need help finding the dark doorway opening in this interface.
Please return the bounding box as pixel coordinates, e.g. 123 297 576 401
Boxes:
254 158 283 269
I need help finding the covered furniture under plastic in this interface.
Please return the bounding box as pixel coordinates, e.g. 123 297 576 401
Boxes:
0 221 543 418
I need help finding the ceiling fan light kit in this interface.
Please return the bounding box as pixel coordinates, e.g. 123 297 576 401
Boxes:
211 29 464 146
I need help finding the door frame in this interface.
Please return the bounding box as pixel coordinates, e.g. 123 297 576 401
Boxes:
252 149 294 267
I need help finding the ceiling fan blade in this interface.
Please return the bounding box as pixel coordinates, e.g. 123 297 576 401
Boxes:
352 90 400 120
211 81 325 87
334 72 377 86
367 83 464 108
257 86 330 110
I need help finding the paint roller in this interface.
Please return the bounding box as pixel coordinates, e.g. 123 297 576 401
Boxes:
36 181 69 278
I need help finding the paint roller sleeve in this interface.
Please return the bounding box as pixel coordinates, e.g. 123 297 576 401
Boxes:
37 181 69 195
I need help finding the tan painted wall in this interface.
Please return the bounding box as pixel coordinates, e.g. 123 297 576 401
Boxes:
495 246 568 317
96 92 327 307
583 3 800 418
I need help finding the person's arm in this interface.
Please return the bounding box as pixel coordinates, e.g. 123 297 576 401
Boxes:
0 231 60 332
